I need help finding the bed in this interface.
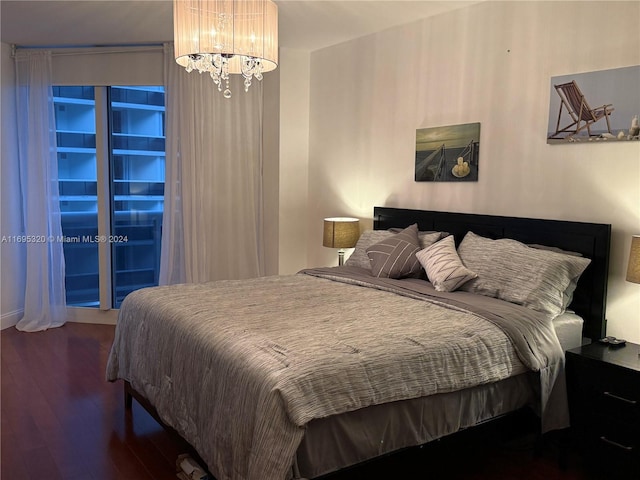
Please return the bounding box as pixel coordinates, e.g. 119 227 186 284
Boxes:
106 207 611 480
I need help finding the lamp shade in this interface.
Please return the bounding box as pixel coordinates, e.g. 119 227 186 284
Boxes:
174 0 278 74
323 218 360 249
626 235 640 284
173 0 278 97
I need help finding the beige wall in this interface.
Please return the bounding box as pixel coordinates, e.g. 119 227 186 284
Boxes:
262 63 281 277
278 48 311 274
299 1 640 341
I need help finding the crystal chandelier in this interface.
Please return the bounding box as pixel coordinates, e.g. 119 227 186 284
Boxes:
173 0 278 98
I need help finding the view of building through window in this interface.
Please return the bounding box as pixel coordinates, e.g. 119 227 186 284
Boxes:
53 86 165 308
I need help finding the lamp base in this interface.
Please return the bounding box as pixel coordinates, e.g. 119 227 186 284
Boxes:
338 249 346 266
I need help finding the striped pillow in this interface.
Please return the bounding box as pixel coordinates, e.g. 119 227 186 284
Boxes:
457 232 591 316
366 224 422 278
416 236 477 292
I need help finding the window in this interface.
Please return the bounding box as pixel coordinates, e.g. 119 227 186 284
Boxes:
54 86 165 308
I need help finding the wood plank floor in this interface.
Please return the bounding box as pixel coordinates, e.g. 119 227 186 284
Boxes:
2 322 596 480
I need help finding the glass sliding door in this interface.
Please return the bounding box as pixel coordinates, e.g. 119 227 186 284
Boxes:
53 86 100 306
53 86 165 309
109 86 165 307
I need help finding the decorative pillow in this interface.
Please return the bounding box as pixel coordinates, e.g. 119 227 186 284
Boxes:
366 224 422 278
345 229 443 270
457 232 591 316
416 236 477 292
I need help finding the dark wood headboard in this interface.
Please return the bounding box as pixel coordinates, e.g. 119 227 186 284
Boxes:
373 207 611 341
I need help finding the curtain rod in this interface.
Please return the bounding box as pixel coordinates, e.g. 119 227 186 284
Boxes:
12 43 164 58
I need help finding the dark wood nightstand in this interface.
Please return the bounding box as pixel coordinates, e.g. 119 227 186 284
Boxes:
565 341 640 478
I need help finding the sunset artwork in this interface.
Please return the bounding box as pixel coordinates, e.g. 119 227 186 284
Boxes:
415 122 480 182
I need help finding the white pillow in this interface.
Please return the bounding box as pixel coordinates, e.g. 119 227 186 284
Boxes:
416 236 477 292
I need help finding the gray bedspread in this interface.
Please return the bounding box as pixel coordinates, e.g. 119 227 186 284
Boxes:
106 266 568 480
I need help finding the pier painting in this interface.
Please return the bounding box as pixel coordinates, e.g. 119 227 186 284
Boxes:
415 122 480 182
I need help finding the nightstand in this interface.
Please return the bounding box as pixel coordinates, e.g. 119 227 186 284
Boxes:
565 341 640 478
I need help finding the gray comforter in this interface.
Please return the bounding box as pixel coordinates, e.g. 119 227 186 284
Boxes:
106 266 568 480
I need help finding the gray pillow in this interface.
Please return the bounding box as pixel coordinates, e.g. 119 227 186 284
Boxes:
457 232 591 316
344 230 394 269
418 231 445 249
389 228 448 249
529 244 583 308
416 235 477 292
528 244 583 257
366 224 422 278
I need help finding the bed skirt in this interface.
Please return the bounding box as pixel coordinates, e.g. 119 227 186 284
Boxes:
123 371 538 479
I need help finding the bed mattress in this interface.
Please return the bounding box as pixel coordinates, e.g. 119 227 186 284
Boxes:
552 311 585 351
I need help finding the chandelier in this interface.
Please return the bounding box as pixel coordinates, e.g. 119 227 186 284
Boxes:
173 0 278 98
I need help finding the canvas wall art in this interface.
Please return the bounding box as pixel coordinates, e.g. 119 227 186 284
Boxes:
547 65 640 144
415 122 480 182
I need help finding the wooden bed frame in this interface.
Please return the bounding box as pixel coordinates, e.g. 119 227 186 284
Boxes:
123 207 612 478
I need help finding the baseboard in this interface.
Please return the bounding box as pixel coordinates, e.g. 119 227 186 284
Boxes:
1 307 118 329
1 309 23 330
66 307 118 325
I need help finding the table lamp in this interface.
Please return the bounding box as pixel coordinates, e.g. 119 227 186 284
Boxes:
626 235 640 356
323 217 360 265
626 235 640 284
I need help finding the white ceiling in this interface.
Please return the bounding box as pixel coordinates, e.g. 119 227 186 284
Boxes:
1 0 481 52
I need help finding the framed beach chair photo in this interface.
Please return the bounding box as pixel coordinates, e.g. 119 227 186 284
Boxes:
546 65 640 144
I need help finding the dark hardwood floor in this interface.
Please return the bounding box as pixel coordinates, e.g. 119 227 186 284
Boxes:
2 322 597 480
1 322 183 480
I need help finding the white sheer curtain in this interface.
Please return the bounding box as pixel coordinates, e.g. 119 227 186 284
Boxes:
14 51 67 331
160 43 265 284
